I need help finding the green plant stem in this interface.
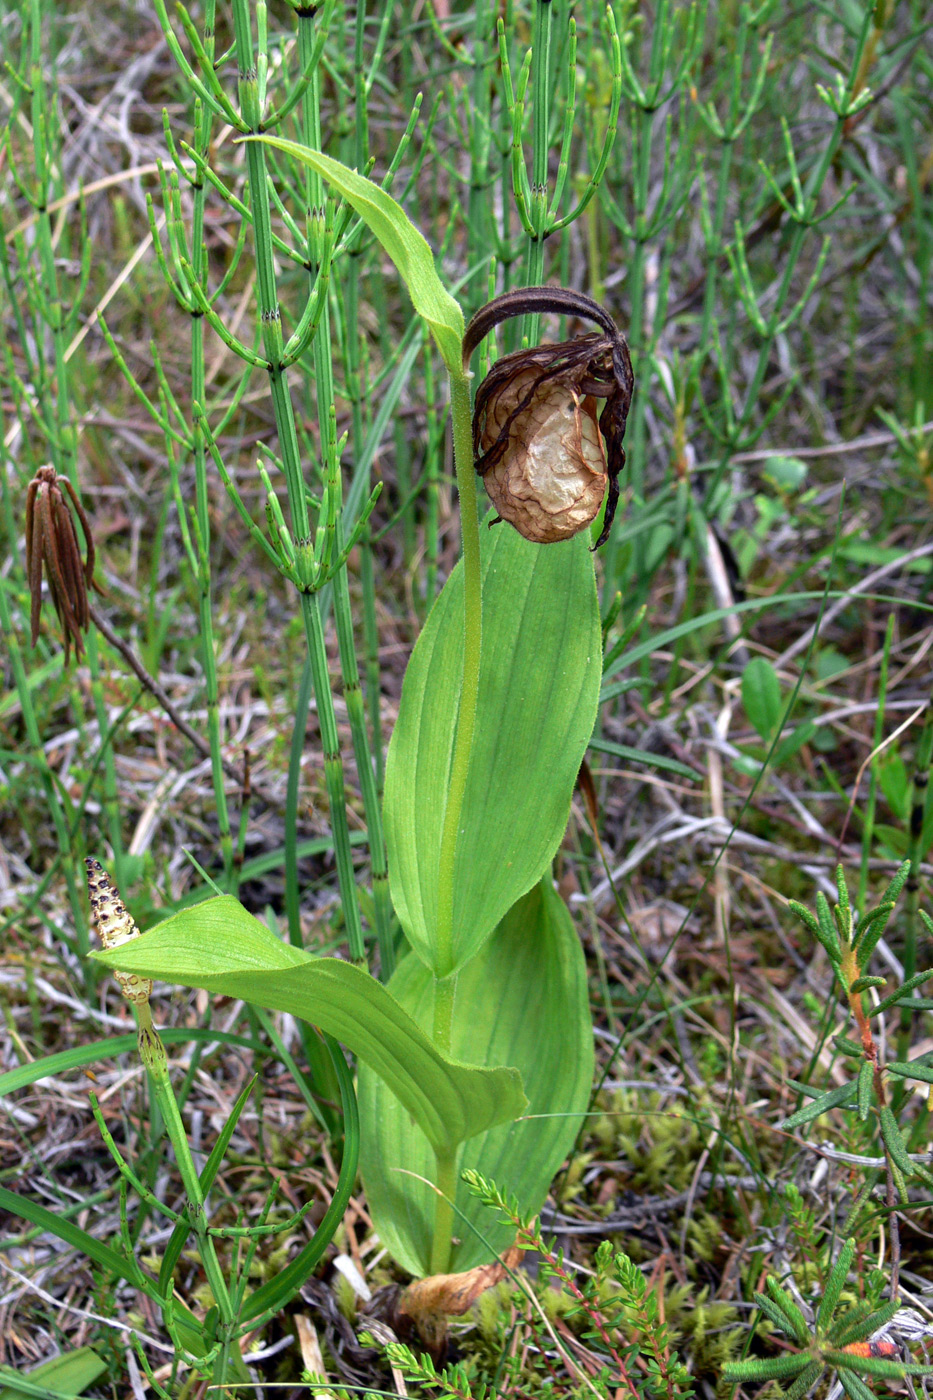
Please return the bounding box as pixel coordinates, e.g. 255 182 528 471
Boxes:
429 1146 459 1276
859 614 894 909
428 363 482 1274
4 9 89 954
187 6 234 881
332 549 394 974
466 0 494 295
135 999 235 1383
422 340 444 611
373 273 418 564
610 103 652 591
343 279 387 793
295 7 391 973
25 4 124 877
0 579 83 955
285 656 315 949
359 533 384 789
522 0 553 336
299 591 365 963
282 654 345 1130
899 697 933 1063
704 3 876 508
230 0 365 960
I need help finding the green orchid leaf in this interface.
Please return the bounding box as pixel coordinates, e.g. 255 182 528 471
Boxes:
92 896 525 1156
0 1346 106 1400
385 522 601 975
358 878 594 1276
248 136 463 371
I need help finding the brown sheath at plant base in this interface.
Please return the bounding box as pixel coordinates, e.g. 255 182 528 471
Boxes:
463 287 634 548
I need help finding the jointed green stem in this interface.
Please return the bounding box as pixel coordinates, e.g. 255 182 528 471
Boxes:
522 0 553 334
188 1 234 881
229 0 366 960
0 580 84 956
300 590 365 963
135 1000 236 1383
297 4 385 967
21 0 118 950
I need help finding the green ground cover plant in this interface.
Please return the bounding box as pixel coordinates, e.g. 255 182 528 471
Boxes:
2 0 933 1393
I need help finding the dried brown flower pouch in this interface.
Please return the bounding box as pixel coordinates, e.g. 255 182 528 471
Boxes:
463 288 634 547
25 465 102 661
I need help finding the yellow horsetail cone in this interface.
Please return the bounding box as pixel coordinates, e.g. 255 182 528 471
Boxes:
85 857 153 1005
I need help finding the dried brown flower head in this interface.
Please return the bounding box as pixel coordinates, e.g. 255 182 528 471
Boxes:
464 288 634 548
25 465 100 661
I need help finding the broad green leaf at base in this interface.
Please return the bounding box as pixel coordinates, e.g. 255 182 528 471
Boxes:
385 523 602 976
358 879 594 1276
92 896 525 1155
0 1347 106 1400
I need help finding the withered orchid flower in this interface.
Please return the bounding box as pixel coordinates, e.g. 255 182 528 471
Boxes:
24 465 101 662
463 287 634 548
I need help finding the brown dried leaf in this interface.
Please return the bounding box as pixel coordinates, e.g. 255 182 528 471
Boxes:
398 1245 525 1347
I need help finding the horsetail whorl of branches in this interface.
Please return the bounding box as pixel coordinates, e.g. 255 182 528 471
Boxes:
463 288 634 547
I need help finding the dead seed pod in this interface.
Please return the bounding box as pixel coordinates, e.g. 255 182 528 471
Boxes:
463 288 634 548
24 464 101 661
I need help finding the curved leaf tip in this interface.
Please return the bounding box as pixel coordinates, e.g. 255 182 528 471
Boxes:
244 135 464 372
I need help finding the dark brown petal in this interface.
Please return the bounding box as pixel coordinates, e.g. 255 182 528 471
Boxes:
57 496 90 631
26 484 44 648
24 478 38 583
60 472 97 589
23 467 97 661
46 493 85 660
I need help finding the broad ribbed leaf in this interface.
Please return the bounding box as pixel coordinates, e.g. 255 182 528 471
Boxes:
92 897 524 1155
385 524 601 975
358 879 594 1276
0 1346 106 1399
250 136 463 372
